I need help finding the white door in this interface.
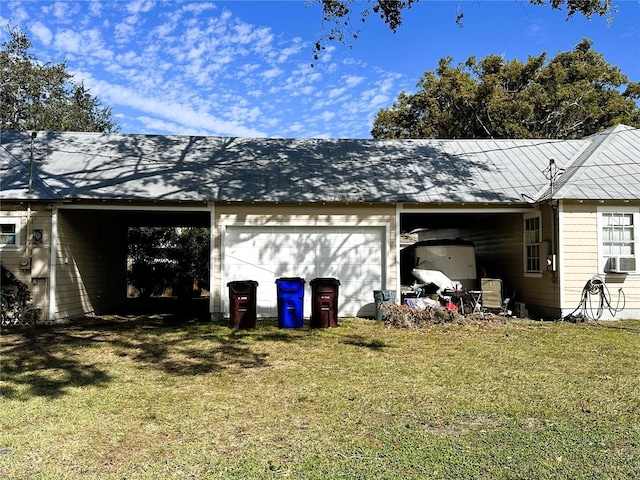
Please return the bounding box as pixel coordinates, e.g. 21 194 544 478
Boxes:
223 225 387 318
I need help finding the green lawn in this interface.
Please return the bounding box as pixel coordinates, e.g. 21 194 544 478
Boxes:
1 316 639 479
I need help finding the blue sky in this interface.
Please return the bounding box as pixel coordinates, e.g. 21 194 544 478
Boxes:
1 0 639 138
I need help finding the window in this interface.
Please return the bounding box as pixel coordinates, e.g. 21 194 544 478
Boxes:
600 210 638 273
0 218 20 249
524 214 541 273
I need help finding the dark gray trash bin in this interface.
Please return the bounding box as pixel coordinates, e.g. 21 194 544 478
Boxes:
373 289 397 321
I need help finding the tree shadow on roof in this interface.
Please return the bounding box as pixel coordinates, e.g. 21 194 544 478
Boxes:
0 130 550 204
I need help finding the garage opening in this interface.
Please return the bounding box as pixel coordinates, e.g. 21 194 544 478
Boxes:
400 211 525 298
55 207 211 321
127 226 209 300
122 210 211 319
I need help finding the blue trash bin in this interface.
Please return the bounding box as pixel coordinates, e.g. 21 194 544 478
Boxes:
275 277 306 328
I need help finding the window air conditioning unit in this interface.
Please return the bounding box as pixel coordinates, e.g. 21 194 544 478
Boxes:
606 256 636 273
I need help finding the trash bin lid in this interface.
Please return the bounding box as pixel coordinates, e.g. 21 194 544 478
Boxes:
310 277 340 285
275 277 306 283
276 277 306 293
227 280 259 286
227 280 259 293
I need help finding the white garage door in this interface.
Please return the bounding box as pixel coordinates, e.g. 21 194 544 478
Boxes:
223 225 387 318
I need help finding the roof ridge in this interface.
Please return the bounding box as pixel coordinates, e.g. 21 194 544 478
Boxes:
535 128 621 201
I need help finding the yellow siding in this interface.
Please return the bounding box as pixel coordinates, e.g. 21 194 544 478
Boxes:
55 210 127 319
561 203 599 308
561 202 640 317
1 204 52 319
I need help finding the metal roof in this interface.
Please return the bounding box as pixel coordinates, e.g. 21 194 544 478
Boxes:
1 127 638 204
540 125 640 201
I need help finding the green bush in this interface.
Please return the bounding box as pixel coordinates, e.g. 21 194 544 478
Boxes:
1 263 41 325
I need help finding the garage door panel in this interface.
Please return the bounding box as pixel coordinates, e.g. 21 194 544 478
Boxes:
225 229 254 244
297 249 318 264
224 225 386 317
358 247 382 262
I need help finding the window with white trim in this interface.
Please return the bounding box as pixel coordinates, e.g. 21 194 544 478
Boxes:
0 217 20 249
524 214 541 273
600 209 638 274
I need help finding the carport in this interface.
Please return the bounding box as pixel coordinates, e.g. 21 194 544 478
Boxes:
398 205 540 300
52 203 213 320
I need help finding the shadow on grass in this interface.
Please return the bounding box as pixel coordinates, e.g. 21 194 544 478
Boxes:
0 328 113 400
593 320 640 334
343 335 388 350
0 313 270 400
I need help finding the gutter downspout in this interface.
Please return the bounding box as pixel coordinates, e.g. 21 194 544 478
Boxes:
556 200 565 319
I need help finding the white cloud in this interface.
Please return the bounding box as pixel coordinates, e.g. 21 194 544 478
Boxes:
5 0 409 139
78 72 267 137
343 75 365 88
135 116 213 137
52 28 112 62
182 2 217 15
261 67 283 80
327 87 347 99
3 2 28 23
53 29 82 52
30 21 52 45
288 122 305 132
46 2 80 23
88 1 103 17
276 39 305 63
320 111 336 122
126 0 154 15
114 22 137 44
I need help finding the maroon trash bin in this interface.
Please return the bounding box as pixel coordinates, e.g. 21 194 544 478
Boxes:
227 280 258 329
309 277 340 328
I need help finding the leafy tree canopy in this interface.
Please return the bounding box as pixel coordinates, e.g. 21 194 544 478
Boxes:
0 26 118 133
128 227 209 299
371 39 640 139
313 0 613 60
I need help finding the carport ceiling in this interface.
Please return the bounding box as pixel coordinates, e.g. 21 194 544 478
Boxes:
401 212 506 233
108 210 210 228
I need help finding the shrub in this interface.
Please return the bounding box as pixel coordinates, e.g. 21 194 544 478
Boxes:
1 263 41 325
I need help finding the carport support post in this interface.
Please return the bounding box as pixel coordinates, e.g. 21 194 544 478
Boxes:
48 204 58 321
395 203 402 302
208 203 216 320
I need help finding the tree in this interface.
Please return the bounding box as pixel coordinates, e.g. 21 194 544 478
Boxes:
128 227 210 299
371 39 640 139
0 26 118 132
313 0 613 60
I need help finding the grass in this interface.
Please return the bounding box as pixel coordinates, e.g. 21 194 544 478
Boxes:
1 314 639 479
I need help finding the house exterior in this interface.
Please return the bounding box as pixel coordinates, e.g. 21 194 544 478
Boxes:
1 125 639 322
